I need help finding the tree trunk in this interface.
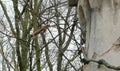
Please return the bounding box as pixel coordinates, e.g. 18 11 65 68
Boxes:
77 0 120 71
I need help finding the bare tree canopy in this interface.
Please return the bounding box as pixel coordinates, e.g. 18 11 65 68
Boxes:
0 0 83 71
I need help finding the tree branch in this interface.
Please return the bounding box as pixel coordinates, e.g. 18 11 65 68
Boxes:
83 59 120 70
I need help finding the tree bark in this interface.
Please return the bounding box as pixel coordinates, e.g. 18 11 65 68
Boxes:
77 0 120 71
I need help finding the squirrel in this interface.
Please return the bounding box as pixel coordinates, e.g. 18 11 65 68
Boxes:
32 25 50 37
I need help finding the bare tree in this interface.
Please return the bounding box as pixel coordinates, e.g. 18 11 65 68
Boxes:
0 0 82 71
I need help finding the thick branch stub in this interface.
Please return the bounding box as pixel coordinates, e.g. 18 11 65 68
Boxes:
68 0 78 7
